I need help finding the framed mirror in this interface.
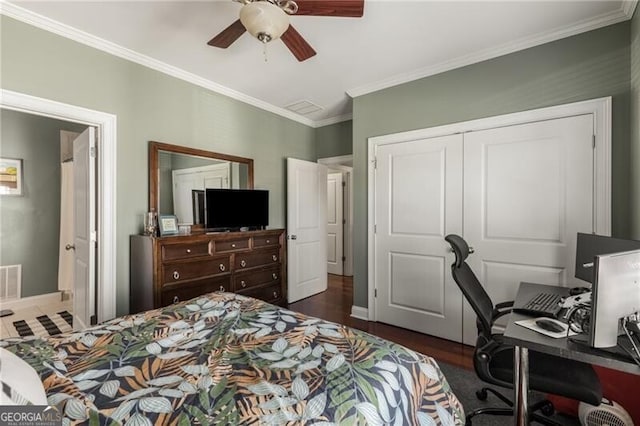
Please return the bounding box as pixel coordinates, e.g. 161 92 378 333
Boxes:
149 141 254 226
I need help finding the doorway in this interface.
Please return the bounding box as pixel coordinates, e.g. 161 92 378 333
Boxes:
1 89 117 328
318 155 353 277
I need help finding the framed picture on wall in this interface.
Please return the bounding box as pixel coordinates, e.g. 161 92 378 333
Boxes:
0 158 23 196
158 215 179 236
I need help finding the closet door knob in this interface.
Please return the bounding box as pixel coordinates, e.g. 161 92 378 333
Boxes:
219 264 226 271
65 244 75 251
173 271 180 280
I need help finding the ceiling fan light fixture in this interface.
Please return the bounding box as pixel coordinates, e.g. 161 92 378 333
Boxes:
240 2 290 44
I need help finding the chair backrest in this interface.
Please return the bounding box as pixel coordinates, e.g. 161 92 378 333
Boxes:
444 234 494 334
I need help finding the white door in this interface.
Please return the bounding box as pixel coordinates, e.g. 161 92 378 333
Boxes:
172 163 230 225
375 134 464 341
462 114 594 343
327 171 344 275
72 127 96 331
287 158 328 303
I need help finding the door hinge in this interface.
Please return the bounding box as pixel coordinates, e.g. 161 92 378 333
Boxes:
342 256 346 262
373 158 377 169
90 146 96 158
90 315 97 326
374 289 377 297
343 219 346 225
342 181 346 187
592 135 596 149
90 230 97 243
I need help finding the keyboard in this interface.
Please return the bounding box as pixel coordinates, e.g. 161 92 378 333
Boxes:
513 292 563 318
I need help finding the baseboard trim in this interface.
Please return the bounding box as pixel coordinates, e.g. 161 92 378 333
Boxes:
350 305 369 321
1 292 62 310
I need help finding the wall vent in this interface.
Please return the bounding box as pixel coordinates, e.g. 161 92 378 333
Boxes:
0 265 21 301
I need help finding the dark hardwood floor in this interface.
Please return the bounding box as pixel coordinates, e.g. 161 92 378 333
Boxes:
290 274 474 370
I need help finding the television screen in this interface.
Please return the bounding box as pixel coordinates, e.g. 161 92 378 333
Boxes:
205 188 268 230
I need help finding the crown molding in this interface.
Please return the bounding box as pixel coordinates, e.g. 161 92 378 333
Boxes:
347 2 636 98
0 1 318 128
313 112 353 128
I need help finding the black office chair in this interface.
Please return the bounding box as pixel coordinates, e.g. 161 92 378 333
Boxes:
444 234 602 425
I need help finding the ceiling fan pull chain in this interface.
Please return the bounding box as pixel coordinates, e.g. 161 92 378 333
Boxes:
263 42 268 62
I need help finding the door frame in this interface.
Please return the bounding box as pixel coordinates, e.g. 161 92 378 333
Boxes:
367 97 612 322
1 89 117 323
318 155 354 276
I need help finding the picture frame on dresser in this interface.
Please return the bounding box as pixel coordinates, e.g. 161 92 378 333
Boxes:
158 215 178 236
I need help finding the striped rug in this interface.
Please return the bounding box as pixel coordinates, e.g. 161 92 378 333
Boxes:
12 311 73 338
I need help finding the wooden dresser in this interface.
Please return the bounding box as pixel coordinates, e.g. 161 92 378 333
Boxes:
130 229 286 313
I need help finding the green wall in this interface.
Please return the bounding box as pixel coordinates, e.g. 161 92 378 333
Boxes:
0 109 87 297
1 16 316 316
352 22 632 308
631 8 640 240
315 120 353 158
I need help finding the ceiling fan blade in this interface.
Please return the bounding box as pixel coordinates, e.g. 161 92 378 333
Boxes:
294 0 364 17
281 25 317 62
208 19 246 48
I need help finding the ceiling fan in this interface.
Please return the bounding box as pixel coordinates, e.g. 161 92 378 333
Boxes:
208 0 364 62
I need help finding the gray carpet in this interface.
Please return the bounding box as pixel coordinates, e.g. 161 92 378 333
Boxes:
437 362 581 426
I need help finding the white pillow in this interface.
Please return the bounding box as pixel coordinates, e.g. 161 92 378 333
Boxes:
0 347 47 405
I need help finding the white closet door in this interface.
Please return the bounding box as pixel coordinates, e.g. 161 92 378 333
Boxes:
462 114 594 344
375 134 464 341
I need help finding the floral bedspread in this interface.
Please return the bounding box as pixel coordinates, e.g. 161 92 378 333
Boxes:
1 292 464 425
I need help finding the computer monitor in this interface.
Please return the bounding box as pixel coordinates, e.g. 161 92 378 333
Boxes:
589 249 640 348
575 233 640 283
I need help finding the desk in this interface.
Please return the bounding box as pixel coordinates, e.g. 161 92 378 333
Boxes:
502 282 640 426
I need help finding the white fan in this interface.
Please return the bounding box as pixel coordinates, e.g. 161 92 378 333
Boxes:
579 399 634 426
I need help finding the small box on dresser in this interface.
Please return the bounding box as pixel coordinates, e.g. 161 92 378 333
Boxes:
130 229 286 314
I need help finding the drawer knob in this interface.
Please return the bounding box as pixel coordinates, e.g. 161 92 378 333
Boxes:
273 291 278 299
266 239 270 244
240 260 247 268
241 280 247 288
219 264 226 272
231 243 236 248
173 271 180 280
272 255 278 262
219 286 225 292
186 249 191 253
272 273 278 280
173 296 179 303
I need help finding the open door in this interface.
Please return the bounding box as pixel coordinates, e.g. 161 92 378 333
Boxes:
72 127 96 330
287 158 328 303
326 171 344 275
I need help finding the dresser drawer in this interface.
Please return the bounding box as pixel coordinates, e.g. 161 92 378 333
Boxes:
214 237 250 253
233 266 280 292
161 276 231 306
236 248 280 270
239 282 283 304
162 257 230 283
161 241 210 261
253 235 279 248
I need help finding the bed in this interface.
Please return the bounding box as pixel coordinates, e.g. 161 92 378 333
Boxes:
0 292 464 425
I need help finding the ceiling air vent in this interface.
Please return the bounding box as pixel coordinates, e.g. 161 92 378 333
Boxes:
285 100 323 115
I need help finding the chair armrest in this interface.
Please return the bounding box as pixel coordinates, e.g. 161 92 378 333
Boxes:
492 301 514 321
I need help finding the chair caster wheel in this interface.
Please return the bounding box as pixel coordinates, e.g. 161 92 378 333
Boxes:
475 389 488 401
541 402 554 416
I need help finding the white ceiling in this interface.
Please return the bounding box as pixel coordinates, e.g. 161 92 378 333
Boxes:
3 0 637 127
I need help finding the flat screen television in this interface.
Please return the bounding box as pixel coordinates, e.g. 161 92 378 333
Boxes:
205 188 269 230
